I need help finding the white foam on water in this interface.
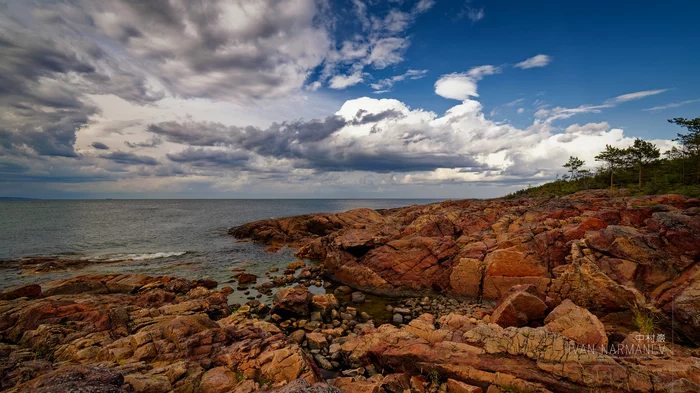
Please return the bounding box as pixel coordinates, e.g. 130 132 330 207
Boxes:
87 251 188 262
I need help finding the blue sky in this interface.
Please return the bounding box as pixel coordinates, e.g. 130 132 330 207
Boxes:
0 0 698 198
327 0 700 137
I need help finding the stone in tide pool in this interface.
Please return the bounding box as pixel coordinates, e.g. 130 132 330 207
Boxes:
237 273 258 285
351 292 366 304
272 286 313 316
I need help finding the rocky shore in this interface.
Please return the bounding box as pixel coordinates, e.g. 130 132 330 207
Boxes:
1 190 699 392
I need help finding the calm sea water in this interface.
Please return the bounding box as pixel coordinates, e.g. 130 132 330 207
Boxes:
0 200 437 297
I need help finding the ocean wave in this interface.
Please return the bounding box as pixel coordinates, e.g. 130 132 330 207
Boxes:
88 251 188 262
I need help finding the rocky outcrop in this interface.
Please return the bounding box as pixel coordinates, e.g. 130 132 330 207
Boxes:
230 190 700 344
229 208 387 251
2 270 698 393
0 274 318 393
338 312 700 393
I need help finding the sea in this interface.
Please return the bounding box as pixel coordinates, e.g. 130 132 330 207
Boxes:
0 199 438 308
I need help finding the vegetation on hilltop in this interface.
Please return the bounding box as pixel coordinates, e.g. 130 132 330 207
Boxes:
507 117 700 199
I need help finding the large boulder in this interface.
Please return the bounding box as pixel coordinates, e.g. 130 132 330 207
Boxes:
311 294 338 317
449 258 483 298
272 286 313 316
544 299 608 349
490 284 547 328
198 367 239 393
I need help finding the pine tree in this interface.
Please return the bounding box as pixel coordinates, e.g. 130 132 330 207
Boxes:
563 156 585 181
626 139 660 187
595 145 626 188
668 117 700 182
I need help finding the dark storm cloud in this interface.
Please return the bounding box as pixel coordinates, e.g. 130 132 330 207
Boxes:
99 151 159 166
147 122 240 146
294 150 484 173
149 113 484 174
125 136 163 148
0 107 91 158
351 109 403 124
166 148 250 168
0 12 162 164
149 115 348 157
91 142 109 150
0 27 97 158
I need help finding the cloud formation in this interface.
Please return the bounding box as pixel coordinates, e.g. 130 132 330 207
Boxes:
371 69 429 93
606 89 668 104
136 97 675 187
99 151 159 166
644 98 700 112
434 65 501 100
515 54 552 69
0 1 682 198
316 0 435 90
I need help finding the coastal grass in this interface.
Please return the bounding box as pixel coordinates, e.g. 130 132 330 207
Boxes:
632 304 659 336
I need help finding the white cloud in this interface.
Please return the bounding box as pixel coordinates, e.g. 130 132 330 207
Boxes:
467 65 501 79
517 108 524 114
321 0 435 89
371 69 428 92
329 72 365 89
305 81 322 91
643 98 700 112
434 65 498 100
467 8 485 22
505 98 524 107
456 2 485 22
535 89 672 124
413 0 436 14
515 54 552 69
366 37 410 69
607 89 668 104
564 122 610 135
435 74 479 100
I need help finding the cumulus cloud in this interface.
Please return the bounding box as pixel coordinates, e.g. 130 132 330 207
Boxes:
139 97 675 186
434 65 500 100
0 1 680 198
435 74 479 100
515 54 552 69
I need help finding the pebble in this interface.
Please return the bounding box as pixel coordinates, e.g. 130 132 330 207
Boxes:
393 313 403 324
351 292 366 304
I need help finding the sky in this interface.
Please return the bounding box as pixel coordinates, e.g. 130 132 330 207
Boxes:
0 0 698 199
